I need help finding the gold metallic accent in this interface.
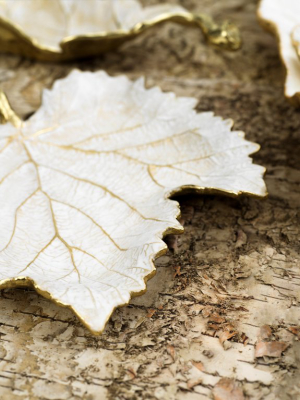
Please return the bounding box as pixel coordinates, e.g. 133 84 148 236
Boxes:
0 11 241 61
0 92 183 334
0 91 266 335
0 92 22 127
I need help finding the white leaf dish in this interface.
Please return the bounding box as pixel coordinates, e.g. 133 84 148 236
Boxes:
258 0 300 105
0 0 241 61
0 70 266 334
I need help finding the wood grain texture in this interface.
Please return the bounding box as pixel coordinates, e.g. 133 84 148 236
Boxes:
0 0 299 399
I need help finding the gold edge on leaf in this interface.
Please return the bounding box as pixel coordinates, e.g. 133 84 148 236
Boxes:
167 134 268 200
0 89 266 335
0 91 22 127
0 178 265 336
0 206 183 336
0 16 61 60
0 183 267 336
257 1 300 107
0 9 241 61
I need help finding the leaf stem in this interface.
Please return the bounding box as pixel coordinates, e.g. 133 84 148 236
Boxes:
193 13 241 51
133 12 241 51
0 91 22 128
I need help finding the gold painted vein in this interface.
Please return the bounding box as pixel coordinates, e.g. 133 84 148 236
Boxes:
0 70 266 334
0 0 241 61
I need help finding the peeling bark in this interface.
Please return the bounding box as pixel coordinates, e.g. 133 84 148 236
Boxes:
0 0 299 399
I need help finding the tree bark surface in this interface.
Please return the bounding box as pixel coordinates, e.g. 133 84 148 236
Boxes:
0 0 299 399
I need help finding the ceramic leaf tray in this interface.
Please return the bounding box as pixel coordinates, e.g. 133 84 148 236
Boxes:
0 0 241 61
0 70 266 334
258 0 300 105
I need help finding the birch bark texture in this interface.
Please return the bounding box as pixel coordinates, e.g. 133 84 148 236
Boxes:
0 0 299 399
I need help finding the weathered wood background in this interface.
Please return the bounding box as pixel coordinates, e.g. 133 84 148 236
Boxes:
0 0 299 399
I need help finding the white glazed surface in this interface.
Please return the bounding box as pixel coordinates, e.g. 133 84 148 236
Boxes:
0 70 266 333
0 0 185 51
259 0 300 99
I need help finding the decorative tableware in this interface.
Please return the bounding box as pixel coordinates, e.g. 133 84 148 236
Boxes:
0 70 266 333
258 0 300 105
0 0 241 61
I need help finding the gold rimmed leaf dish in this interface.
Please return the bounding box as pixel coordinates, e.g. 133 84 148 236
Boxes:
258 0 300 105
0 70 266 334
0 0 241 61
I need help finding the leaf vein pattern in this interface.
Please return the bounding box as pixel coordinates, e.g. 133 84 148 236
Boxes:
51 199 126 251
18 143 83 282
37 164 164 222
0 188 39 252
18 236 56 274
0 161 30 185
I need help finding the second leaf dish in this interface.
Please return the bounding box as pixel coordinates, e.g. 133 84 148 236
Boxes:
0 0 241 61
0 70 266 334
258 0 300 105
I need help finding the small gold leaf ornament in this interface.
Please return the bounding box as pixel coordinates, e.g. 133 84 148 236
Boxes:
258 0 300 105
0 71 266 334
0 0 241 61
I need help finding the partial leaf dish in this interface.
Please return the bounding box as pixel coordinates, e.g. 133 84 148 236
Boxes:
0 70 267 334
258 0 300 105
0 0 241 61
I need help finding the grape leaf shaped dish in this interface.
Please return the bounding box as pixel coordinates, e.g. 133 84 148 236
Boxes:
258 0 300 105
0 0 241 61
0 70 267 334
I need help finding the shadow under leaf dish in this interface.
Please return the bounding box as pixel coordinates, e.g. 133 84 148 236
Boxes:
0 0 241 61
0 70 267 334
258 0 300 105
